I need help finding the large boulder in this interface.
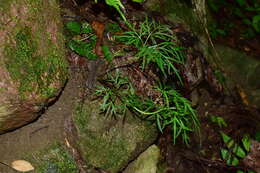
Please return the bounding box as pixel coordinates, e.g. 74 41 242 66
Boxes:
215 45 260 108
72 100 158 173
0 0 67 133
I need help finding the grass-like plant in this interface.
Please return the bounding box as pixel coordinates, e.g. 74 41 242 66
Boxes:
116 17 185 82
94 72 134 118
93 18 199 145
131 85 199 145
95 72 199 145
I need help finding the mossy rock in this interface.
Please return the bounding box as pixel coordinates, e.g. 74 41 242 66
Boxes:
25 142 79 173
123 145 160 173
215 44 260 108
0 0 68 133
72 100 158 173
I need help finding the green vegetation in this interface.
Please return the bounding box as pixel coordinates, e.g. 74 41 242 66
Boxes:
210 115 227 128
66 21 98 60
94 72 133 118
4 27 67 99
220 132 255 173
28 143 78 173
208 0 260 38
74 99 157 172
132 85 199 144
94 0 145 22
116 17 185 81
95 71 199 145
105 22 122 33
66 17 199 145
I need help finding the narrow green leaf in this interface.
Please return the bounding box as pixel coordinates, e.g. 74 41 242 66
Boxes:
220 148 229 160
242 135 251 152
156 114 163 133
236 170 244 173
220 132 232 144
233 144 246 158
81 22 93 34
68 40 97 59
229 156 239 166
101 45 113 62
131 0 145 2
252 15 260 32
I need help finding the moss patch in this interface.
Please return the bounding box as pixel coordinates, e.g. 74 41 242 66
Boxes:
4 26 67 99
26 142 78 173
0 0 13 10
73 101 158 173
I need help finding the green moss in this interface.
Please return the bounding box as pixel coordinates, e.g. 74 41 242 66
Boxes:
0 0 14 10
4 27 67 99
74 103 128 171
79 133 128 172
73 101 158 172
26 142 78 173
75 103 129 171
74 103 87 132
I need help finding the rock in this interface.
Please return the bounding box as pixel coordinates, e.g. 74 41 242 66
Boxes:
143 0 161 12
72 100 158 173
0 0 68 133
123 145 160 173
215 44 260 108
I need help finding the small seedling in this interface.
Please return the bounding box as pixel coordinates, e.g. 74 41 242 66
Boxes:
219 132 255 172
210 115 227 128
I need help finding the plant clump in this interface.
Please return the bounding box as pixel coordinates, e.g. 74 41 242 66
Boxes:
116 17 185 81
94 72 199 145
66 17 199 145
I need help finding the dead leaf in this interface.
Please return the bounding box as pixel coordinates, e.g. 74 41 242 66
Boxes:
91 21 105 57
65 137 71 148
237 85 249 105
11 160 34 172
244 47 250 51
